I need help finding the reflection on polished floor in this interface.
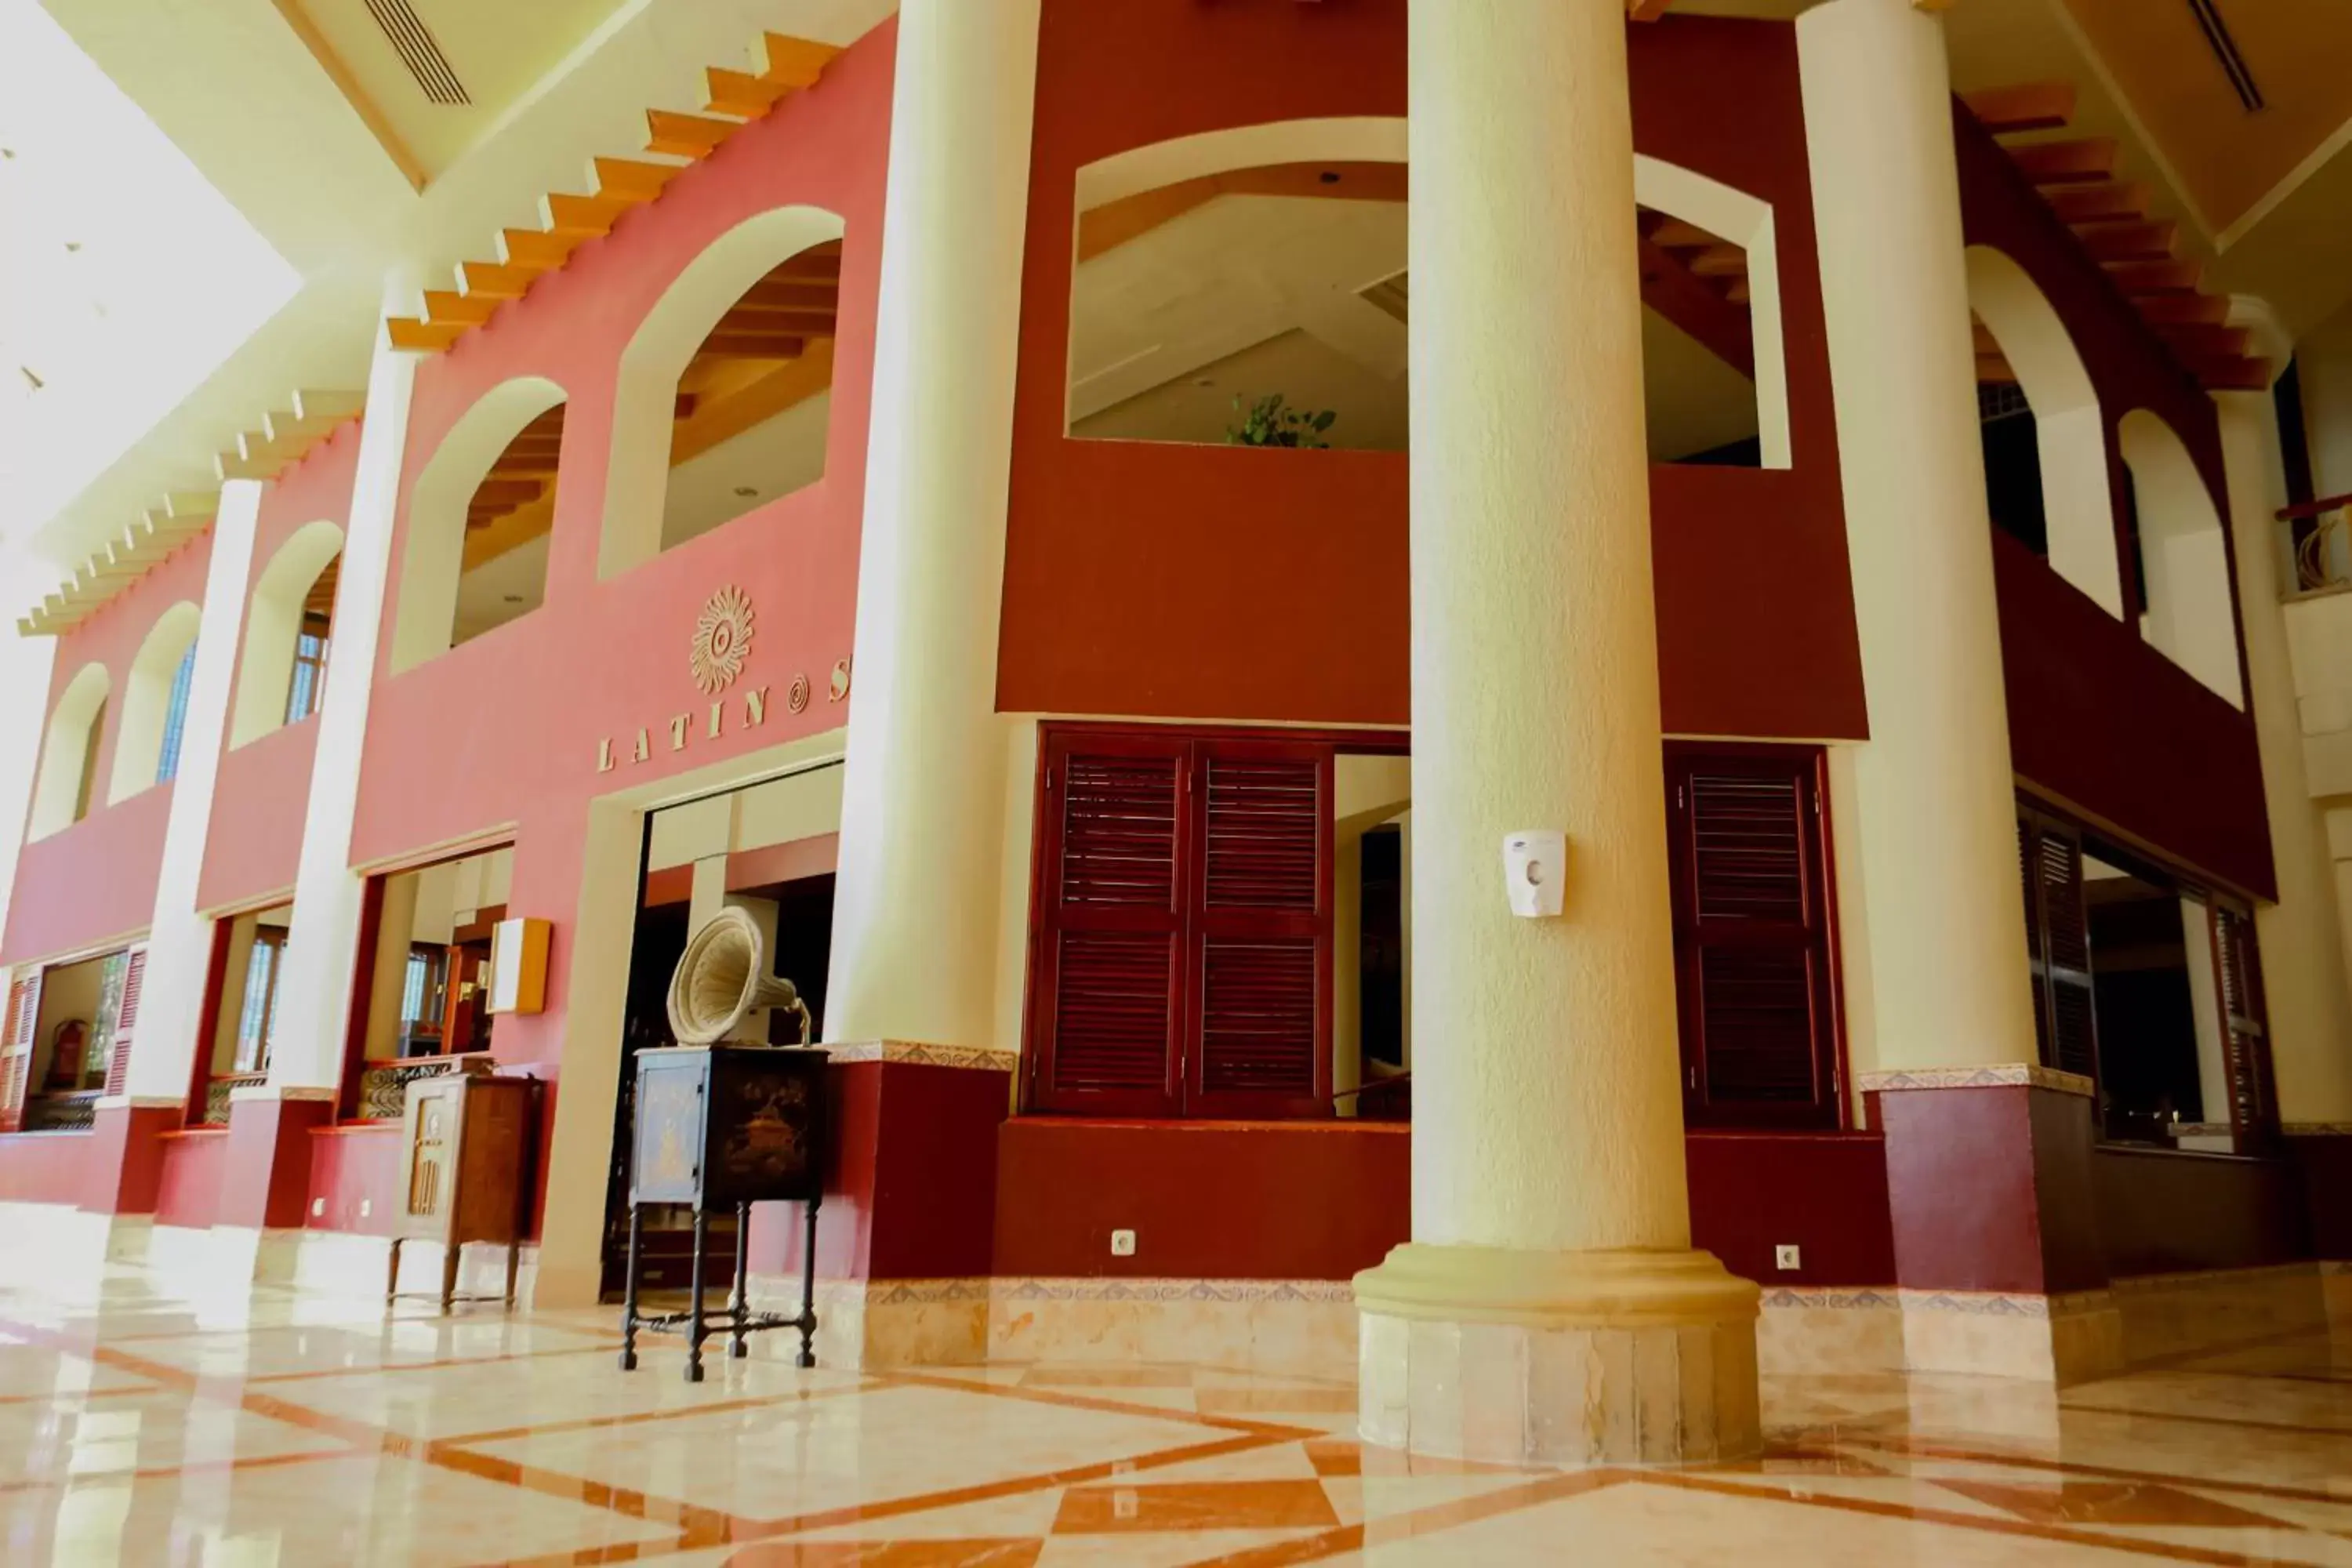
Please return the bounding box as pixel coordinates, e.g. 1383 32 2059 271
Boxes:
6 1254 2352 1565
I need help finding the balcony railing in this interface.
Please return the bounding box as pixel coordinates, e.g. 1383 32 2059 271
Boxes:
2278 493 2352 597
357 1051 492 1123
200 1072 267 1127
20 1091 100 1133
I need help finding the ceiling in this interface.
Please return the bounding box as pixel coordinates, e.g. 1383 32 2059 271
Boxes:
11 0 891 590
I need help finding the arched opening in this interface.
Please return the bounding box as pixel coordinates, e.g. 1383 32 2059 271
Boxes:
2119 408 2244 707
230 518 344 747
106 602 201 803
1061 120 1790 469
601 205 846 579
27 662 110 840
1965 246 2122 616
393 378 564 673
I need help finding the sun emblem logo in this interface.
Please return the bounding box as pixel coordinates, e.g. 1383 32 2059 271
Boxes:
690 586 754 695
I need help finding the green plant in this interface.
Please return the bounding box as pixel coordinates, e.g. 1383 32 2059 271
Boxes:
1225 393 1337 449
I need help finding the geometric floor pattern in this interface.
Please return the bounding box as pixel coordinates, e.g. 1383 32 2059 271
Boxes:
7 1253 2352 1564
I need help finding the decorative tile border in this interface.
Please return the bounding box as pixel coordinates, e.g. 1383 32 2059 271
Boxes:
1758 1287 1900 1312
1894 1287 2115 1320
2285 1122 2352 1136
823 1040 1018 1073
989 1276 1359 1305
1857 1065 2094 1098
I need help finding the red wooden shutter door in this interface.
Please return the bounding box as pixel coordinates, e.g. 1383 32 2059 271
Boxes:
1667 749 1838 1129
2211 904 2276 1150
1029 731 1187 1116
0 975 38 1132
1187 739 1332 1119
103 947 147 1098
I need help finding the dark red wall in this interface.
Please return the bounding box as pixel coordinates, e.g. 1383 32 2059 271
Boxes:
154 1130 228 1230
994 1118 1410 1279
2096 1145 2310 1277
1686 1131 1894 1287
997 7 1865 742
1955 108 2270 898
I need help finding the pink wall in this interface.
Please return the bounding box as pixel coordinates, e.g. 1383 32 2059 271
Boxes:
153 1129 228 1229
347 25 894 1091
306 1123 401 1235
196 422 361 914
2 532 213 966
0 1132 88 1206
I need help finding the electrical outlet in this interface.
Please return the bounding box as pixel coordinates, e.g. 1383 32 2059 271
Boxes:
1774 1243 1801 1272
310 1197 325 1218
1109 1229 1137 1258
360 1199 372 1219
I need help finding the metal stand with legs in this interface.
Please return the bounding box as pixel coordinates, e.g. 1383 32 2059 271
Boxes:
616 1196 822 1378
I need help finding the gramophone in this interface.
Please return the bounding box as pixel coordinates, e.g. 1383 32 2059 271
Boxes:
620 906 827 1381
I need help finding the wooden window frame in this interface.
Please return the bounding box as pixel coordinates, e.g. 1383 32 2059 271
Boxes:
1664 742 1848 1132
1022 721 1405 1123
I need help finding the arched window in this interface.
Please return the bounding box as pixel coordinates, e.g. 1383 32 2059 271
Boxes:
107 603 201 803
27 662 110 840
2119 408 2244 707
156 643 197 784
601 206 845 578
230 519 343 748
392 379 564 673
1965 246 2122 617
1059 120 1791 469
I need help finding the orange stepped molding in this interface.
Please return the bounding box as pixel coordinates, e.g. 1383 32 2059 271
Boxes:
17 390 364 639
384 33 841 357
1960 82 2270 393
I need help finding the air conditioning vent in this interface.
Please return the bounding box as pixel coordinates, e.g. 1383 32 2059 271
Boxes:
2185 0 2263 113
362 0 470 106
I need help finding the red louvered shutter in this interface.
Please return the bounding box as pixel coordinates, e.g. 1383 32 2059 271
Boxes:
1187 741 1331 1119
2019 807 2099 1083
1666 747 1840 1129
2210 903 2276 1152
1029 731 1187 1116
0 975 39 1132
103 947 147 1098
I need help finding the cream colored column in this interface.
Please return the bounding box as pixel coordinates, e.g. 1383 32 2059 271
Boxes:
122 481 265 1102
1353 0 1758 1466
823 0 1039 1048
1795 0 2040 1073
268 280 419 1091
2216 387 2352 1123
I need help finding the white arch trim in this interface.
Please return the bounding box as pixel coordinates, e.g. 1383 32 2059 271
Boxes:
1071 118 1791 470
601 204 848 579
28 662 110 840
1965 246 2124 619
2119 408 2244 709
394 376 567 673
231 519 343 747
106 602 201 804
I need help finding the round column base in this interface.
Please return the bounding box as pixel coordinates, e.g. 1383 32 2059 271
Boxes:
1354 1243 1762 1465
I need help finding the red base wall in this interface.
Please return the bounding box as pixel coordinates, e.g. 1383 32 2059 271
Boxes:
154 1130 229 1229
1686 1131 1895 1287
0 1134 89 1207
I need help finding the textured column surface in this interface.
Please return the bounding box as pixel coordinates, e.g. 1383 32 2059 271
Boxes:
823 0 1040 1050
1796 0 2040 1073
268 280 419 1091
1354 0 1756 1466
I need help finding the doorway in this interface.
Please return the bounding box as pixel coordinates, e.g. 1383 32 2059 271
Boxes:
596 763 842 1298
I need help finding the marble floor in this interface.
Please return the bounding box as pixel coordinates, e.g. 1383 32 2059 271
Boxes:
5 1255 2352 1564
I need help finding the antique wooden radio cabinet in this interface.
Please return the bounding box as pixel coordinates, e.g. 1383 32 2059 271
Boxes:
388 1070 536 1313
620 1044 829 1380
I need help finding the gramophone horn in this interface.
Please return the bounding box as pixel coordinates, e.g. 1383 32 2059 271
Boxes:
666 906 811 1045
